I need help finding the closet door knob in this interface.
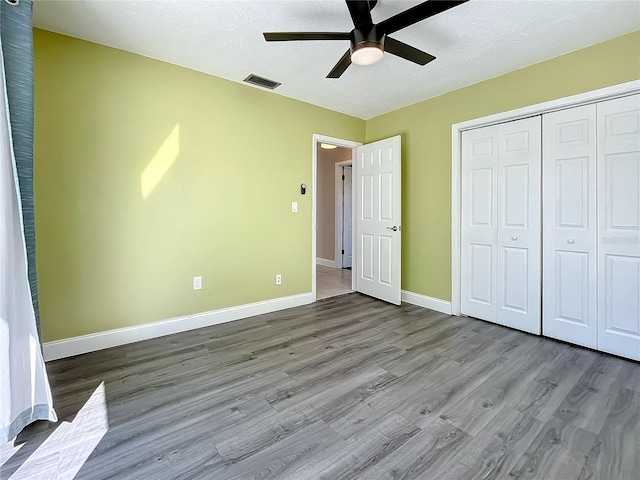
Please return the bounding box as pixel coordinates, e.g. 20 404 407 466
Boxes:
567 238 575 244
511 236 518 241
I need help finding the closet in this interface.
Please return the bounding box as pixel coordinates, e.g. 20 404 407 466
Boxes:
460 93 640 361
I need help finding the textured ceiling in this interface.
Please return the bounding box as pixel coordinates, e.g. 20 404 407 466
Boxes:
33 0 640 119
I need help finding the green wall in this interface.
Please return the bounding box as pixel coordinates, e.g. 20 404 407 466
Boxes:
34 29 365 342
35 29 640 342
366 30 640 302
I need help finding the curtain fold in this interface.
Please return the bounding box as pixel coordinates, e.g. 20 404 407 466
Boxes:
1 0 39 336
0 0 57 443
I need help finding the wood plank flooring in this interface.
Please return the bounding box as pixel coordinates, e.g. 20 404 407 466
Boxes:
2 293 639 479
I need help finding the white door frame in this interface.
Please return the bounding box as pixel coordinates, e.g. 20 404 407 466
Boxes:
334 160 353 269
312 134 362 302
451 80 640 316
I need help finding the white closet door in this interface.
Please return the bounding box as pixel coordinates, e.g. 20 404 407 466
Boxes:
542 105 598 348
462 117 541 333
461 125 498 321
597 94 640 361
496 117 541 334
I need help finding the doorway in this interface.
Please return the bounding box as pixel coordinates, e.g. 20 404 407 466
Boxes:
311 133 403 305
335 162 352 269
315 141 355 300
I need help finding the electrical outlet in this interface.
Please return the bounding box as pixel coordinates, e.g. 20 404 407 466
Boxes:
193 276 203 290
275 274 282 285
291 201 298 213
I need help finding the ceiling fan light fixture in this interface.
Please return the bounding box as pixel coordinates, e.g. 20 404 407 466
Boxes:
349 26 385 66
351 43 384 66
264 0 468 78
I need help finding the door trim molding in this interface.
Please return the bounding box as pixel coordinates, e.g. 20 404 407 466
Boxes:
334 160 352 269
313 134 361 302
451 80 640 316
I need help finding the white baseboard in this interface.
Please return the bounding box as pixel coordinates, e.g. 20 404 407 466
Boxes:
43 292 313 361
316 257 336 268
401 290 452 315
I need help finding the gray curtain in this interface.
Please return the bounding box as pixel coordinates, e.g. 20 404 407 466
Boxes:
0 0 56 443
1 0 39 336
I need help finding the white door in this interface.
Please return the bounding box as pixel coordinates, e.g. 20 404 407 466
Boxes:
355 136 401 305
542 105 598 349
461 117 541 334
461 125 498 321
597 94 640 361
496 117 542 334
343 165 353 268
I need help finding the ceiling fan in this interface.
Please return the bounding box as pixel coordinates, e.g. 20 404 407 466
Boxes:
263 0 470 78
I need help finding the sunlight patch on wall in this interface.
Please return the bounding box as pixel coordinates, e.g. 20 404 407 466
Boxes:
6 382 109 479
141 124 180 200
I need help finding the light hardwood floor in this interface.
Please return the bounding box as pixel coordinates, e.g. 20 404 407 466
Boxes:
317 264 352 300
2 293 639 479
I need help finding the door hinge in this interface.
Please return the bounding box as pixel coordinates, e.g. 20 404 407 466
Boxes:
342 175 345 180
342 249 345 254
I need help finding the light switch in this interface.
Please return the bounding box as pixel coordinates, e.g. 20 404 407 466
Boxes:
292 201 298 213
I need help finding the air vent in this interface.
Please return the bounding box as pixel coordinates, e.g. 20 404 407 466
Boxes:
243 74 281 90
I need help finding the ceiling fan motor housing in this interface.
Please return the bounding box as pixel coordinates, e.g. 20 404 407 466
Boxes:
349 25 385 55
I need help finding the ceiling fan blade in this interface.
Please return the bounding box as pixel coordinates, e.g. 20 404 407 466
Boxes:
377 0 470 35
264 32 350 41
346 0 374 28
384 36 435 66
327 50 352 78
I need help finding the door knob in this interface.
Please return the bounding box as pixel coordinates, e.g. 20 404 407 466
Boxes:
567 238 575 244
511 236 518 241
386 226 398 231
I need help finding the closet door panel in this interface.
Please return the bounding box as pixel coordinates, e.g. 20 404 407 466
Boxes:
542 105 598 348
461 126 498 321
597 94 640 361
462 118 541 334
496 117 541 334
